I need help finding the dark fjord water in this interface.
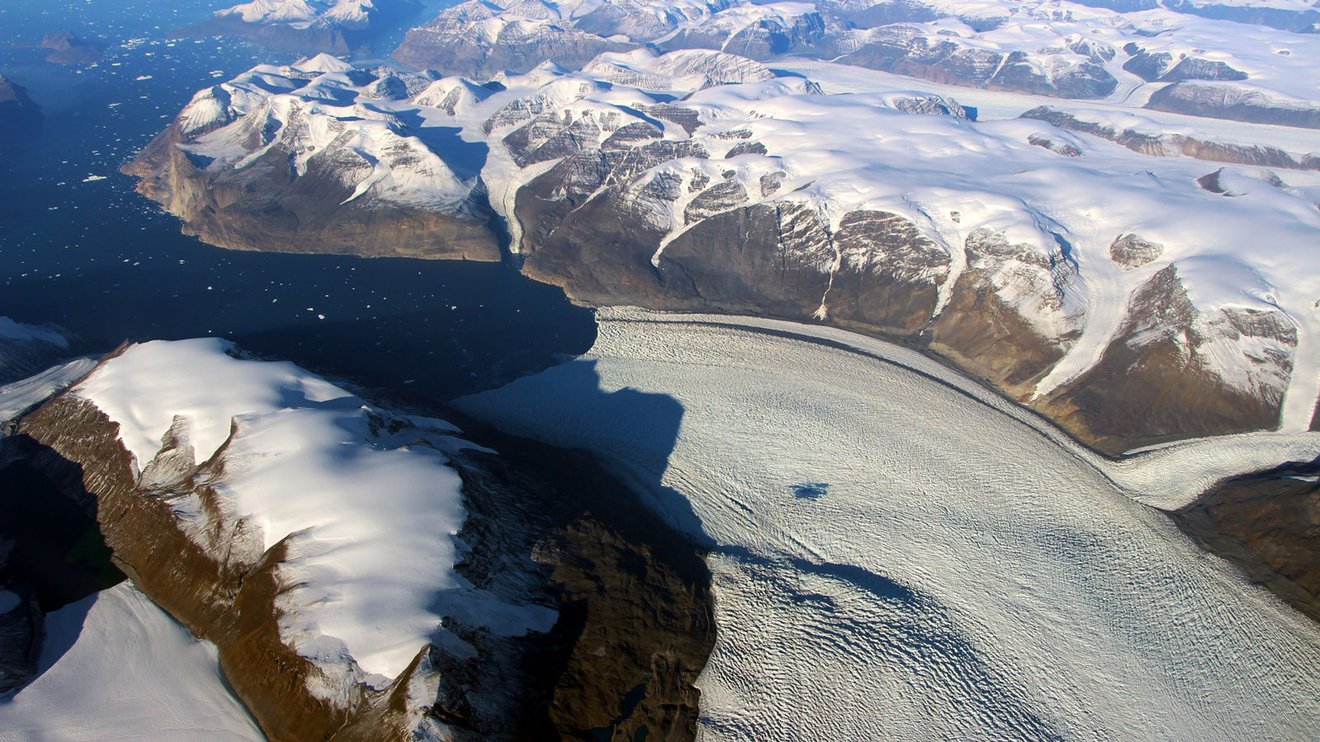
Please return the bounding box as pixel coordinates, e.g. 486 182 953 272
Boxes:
0 0 595 402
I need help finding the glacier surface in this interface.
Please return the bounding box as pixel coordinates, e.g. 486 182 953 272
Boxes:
457 308 1320 740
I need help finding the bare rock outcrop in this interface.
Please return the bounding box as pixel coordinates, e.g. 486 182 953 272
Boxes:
1021 106 1320 170
1174 464 1320 624
1038 266 1297 453
9 352 714 741
1147 82 1320 130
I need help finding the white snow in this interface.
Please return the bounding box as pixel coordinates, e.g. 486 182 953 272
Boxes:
216 0 321 25
71 339 551 693
173 2 1320 425
293 51 354 74
0 357 97 424
177 65 476 211
452 60 1320 419
456 308 1320 741
0 582 262 741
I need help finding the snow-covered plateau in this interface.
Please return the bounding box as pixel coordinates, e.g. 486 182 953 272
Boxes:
2 336 715 739
216 0 392 31
7 338 561 738
195 0 420 55
456 307 1320 740
137 43 1320 450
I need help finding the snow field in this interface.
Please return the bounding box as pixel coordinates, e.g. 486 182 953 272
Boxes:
0 582 263 741
74 339 554 699
456 310 1320 740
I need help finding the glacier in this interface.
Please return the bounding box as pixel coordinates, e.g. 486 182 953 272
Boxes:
456 308 1320 740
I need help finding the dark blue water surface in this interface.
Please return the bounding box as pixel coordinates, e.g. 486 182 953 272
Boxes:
0 0 596 401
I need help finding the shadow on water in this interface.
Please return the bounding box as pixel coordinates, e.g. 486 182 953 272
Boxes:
454 358 713 548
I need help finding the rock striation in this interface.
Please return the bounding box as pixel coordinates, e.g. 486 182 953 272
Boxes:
6 340 714 740
130 50 1320 453
123 56 500 261
1021 106 1320 170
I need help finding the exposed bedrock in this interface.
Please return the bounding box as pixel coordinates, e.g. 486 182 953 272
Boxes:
841 29 1118 99
1037 266 1295 454
519 189 949 336
1147 82 1320 130
15 394 356 740
1020 106 1320 170
1174 464 1320 624
123 125 501 262
393 5 631 79
10 372 713 741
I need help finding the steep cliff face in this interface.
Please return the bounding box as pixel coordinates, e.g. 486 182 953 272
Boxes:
135 48 1320 453
1174 465 1320 624
123 57 500 261
843 25 1118 99
394 1 632 78
1147 82 1320 129
929 229 1083 397
1038 265 1298 453
14 374 455 739
8 340 714 740
1020 106 1320 170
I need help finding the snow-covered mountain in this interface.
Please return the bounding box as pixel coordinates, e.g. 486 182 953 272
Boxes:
197 0 419 53
468 54 1318 451
216 0 385 31
2 338 713 739
135 42 1320 451
125 54 500 260
394 0 1320 121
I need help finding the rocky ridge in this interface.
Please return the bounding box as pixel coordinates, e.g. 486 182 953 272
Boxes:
1021 105 1320 169
392 0 1320 117
124 54 500 261
132 50 1320 454
466 56 1315 452
3 340 714 740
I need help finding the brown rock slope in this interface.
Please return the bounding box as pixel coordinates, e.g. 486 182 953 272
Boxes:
1174 465 1320 623
11 369 713 740
123 124 500 262
1037 266 1296 454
